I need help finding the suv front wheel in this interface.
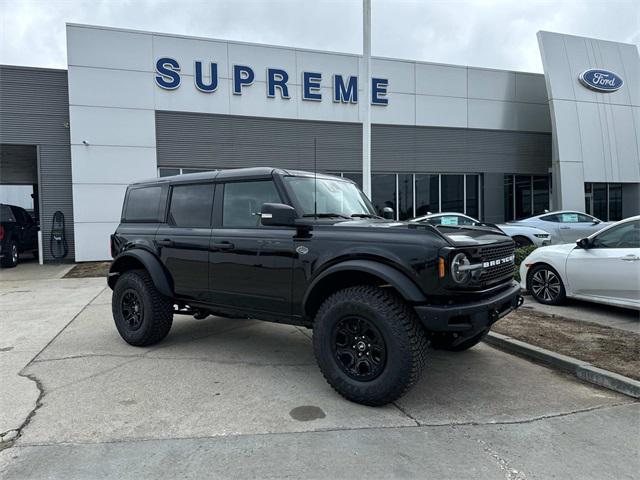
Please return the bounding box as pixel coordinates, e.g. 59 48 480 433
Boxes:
313 285 428 406
112 269 173 346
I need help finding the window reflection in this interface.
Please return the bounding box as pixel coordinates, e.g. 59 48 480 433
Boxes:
397 174 413 220
371 174 396 217
416 175 439 216
441 175 464 212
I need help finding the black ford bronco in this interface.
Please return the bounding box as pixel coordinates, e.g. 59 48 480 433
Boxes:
109 168 522 405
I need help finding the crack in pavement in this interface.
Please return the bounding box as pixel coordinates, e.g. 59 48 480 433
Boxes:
0 287 107 452
0 374 45 452
9 400 637 449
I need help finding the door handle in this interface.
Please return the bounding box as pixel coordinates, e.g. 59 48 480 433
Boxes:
211 242 234 250
620 255 640 261
157 239 174 247
559 226 570 230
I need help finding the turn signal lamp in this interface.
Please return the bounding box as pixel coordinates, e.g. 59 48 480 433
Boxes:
438 257 446 278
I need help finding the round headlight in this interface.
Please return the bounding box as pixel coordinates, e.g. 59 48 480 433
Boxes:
451 252 471 284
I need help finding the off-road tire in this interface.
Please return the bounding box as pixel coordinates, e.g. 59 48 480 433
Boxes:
527 264 566 306
112 269 173 346
1 240 18 268
313 285 428 406
430 328 488 352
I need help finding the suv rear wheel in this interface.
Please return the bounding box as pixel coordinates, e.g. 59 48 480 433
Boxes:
112 269 173 346
313 285 428 406
1 240 18 268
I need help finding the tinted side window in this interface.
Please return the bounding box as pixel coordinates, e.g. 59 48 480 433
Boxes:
222 181 281 227
168 184 214 228
592 221 640 249
1 205 16 222
124 186 163 222
540 214 559 222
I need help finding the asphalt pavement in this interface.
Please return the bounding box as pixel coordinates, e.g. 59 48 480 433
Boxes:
0 267 638 479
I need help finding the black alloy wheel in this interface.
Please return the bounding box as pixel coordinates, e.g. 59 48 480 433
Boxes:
528 265 566 305
120 289 144 331
333 315 387 381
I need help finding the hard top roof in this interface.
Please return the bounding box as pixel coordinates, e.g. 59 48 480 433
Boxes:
130 167 348 186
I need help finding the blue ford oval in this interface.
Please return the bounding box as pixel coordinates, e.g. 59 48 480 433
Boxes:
579 69 623 92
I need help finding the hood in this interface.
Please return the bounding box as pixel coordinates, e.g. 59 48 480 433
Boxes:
332 219 511 246
534 242 577 255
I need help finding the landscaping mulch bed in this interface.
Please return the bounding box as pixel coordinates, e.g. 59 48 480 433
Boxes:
492 307 640 381
63 262 111 278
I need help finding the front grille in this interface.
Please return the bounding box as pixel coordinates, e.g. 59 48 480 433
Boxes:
478 243 515 285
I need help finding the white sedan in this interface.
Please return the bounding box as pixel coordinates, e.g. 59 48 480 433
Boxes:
507 210 611 244
410 213 551 247
520 216 640 310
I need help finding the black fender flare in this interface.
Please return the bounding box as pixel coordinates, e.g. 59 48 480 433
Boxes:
108 249 174 298
303 259 426 314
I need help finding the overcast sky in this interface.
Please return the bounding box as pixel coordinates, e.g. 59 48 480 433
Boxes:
1 0 638 73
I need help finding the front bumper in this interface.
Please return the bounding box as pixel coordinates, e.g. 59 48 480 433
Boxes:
414 281 523 339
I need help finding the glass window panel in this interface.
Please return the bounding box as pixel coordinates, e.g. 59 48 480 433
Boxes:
159 168 180 178
592 183 607 221
593 220 639 248
222 181 281 227
342 173 363 190
182 168 210 174
466 175 479 219
168 183 214 228
397 174 414 220
504 175 514 221
514 175 532 219
415 175 439 216
533 176 549 215
124 187 163 222
608 184 622 221
441 175 464 213
371 174 396 217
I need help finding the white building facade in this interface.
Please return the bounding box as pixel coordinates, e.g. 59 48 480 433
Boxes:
0 24 638 262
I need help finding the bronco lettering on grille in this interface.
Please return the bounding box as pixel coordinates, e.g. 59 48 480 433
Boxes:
482 255 515 268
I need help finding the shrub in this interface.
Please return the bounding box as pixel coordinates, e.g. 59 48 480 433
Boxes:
513 245 537 282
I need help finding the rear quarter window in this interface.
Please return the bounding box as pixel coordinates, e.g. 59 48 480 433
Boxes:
123 186 163 222
1 205 16 222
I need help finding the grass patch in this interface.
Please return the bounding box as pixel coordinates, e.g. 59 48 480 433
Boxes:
493 307 640 381
64 262 111 278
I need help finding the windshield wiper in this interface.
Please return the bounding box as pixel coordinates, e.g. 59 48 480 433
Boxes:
302 213 351 219
350 213 382 219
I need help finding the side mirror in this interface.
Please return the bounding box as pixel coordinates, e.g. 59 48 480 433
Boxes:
382 207 395 220
260 203 297 227
576 237 591 249
592 219 601 225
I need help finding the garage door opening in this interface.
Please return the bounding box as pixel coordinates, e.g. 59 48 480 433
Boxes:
0 144 41 266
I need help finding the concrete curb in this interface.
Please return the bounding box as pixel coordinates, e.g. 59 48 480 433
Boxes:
485 332 640 399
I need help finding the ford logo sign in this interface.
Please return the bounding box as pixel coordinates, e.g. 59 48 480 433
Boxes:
578 69 623 92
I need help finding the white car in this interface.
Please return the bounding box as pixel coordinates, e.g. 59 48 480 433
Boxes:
507 210 611 244
410 212 551 247
519 216 640 310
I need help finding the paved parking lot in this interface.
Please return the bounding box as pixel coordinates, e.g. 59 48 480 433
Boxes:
1 270 638 479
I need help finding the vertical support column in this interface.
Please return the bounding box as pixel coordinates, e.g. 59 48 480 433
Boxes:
362 0 372 197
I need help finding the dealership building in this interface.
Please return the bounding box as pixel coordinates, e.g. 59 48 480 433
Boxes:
1 24 638 262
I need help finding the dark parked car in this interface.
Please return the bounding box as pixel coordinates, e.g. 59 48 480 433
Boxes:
108 168 522 405
1 204 38 268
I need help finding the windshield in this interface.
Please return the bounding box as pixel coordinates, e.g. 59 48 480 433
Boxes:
284 176 377 217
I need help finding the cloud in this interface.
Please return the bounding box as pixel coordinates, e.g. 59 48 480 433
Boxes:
1 0 638 72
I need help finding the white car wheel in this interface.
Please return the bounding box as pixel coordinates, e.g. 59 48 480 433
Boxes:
528 265 566 305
